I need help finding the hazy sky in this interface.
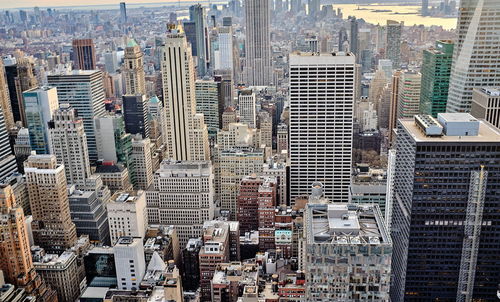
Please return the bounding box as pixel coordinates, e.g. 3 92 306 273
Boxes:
0 0 185 9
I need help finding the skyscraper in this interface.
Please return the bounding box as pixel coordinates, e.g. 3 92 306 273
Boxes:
446 0 500 112
289 52 355 203
349 17 359 57
131 135 153 190
195 80 220 138
119 2 127 24
48 70 106 162
0 60 15 130
160 25 210 161
114 237 146 290
22 87 59 155
215 26 234 71
123 39 146 95
0 184 58 302
0 109 18 181
385 20 402 69
419 40 454 117
189 4 210 76
396 71 421 119
390 114 500 301
470 87 500 129
122 94 149 138
72 39 97 70
243 0 272 86
25 154 77 254
48 104 92 185
238 90 256 128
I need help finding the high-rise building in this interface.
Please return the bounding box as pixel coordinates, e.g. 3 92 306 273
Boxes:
131 135 153 190
95 163 133 193
146 160 214 246
421 0 429 15
220 148 264 219
0 185 58 302
396 71 421 119
446 0 500 113
257 111 272 149
119 2 127 24
276 123 288 154
123 39 146 95
33 250 81 302
388 70 403 144
238 90 256 129
470 87 500 129
349 17 359 57
189 4 210 76
3 57 38 126
104 51 118 73
215 26 234 71
72 39 97 70
113 237 146 290
0 60 15 130
308 0 320 17
94 114 132 166
122 94 149 138
385 20 402 69
419 40 454 117
181 238 203 291
303 201 392 301
160 25 210 161
48 104 92 185
48 70 106 162
243 0 272 85
338 27 348 52
107 191 147 244
195 80 220 138
0 110 18 181
390 114 500 301
24 154 77 254
289 52 355 202
22 87 59 154
68 188 110 245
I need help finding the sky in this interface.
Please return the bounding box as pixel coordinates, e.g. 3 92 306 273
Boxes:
0 0 185 9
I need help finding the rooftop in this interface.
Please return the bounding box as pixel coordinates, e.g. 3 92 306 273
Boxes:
110 191 144 203
478 87 500 96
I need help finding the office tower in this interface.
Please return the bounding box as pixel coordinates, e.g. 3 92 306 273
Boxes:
182 238 202 291
146 160 214 246
390 114 500 301
277 123 288 153
385 20 402 69
48 70 106 162
48 104 91 185
13 128 31 173
113 237 146 290
123 39 146 95
257 111 272 149
387 70 403 144
421 0 429 15
243 0 272 86
68 188 109 243
22 87 58 154
122 94 149 138
95 163 133 193
447 0 500 113
237 175 264 234
195 80 220 138
33 251 80 302
378 59 393 80
160 25 210 161
420 40 454 117
0 61 14 130
94 114 132 165
1 173 30 217
471 87 500 129
257 177 277 251
0 185 54 301
72 39 96 70
119 2 127 24
189 4 209 76
0 110 17 181
308 0 320 17
83 246 116 287
396 71 421 119
338 27 348 52
199 221 231 301
107 191 147 244
104 51 118 73
24 154 77 254
214 72 234 111
4 57 38 126
220 148 264 219
289 52 355 202
131 135 153 190
238 90 256 128
215 26 234 71
349 17 359 57
304 202 392 301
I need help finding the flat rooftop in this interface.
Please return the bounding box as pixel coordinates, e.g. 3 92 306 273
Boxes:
400 118 500 142
478 87 500 96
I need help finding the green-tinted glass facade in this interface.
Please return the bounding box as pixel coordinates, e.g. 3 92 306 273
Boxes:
419 40 454 117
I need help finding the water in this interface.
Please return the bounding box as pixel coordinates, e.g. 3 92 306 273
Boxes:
335 4 457 29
